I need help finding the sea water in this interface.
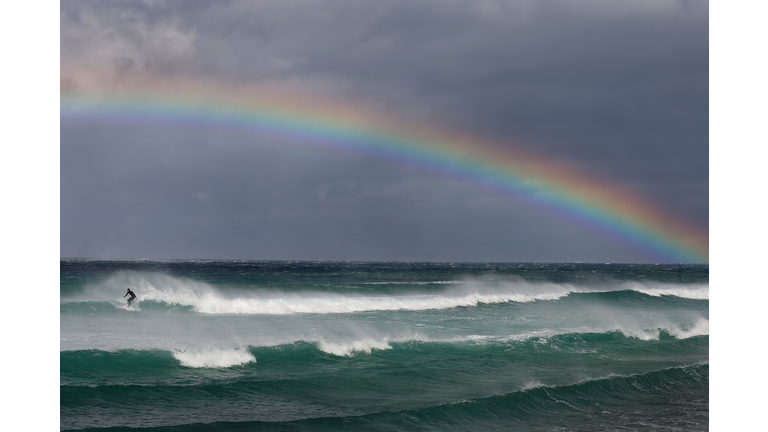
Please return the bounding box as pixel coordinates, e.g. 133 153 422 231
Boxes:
60 260 708 431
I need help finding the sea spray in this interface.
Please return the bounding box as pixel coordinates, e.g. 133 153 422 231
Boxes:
172 348 256 368
61 260 708 431
64 269 706 315
316 337 393 357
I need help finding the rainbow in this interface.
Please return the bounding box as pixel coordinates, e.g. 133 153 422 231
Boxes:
60 83 708 263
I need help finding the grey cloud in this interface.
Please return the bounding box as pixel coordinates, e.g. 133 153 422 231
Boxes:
61 128 642 261
60 0 708 261
61 0 196 77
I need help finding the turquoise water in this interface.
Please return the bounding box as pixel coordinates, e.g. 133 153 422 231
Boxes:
60 261 708 430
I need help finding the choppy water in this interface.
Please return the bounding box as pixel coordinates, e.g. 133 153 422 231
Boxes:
60 260 708 431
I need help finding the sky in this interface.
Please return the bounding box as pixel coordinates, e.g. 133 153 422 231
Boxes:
15 3 764 425
59 0 709 263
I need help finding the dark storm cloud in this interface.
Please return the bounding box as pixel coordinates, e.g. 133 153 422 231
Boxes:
61 127 630 261
62 0 707 177
60 0 708 261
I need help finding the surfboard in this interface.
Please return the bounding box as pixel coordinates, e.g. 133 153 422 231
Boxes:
121 303 139 311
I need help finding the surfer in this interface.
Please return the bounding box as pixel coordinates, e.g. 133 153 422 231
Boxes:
123 288 137 306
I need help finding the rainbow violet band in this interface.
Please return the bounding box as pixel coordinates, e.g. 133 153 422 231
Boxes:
60 92 708 263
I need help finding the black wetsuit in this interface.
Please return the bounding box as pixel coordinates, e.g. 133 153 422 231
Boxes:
124 289 137 305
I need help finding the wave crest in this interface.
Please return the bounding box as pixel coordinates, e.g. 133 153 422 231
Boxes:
621 282 708 299
67 271 707 315
172 348 255 368
316 337 392 357
618 318 709 340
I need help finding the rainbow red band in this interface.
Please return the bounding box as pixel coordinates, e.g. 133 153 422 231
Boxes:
60 91 708 263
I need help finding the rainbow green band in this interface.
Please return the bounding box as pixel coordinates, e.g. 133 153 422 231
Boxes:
60 93 708 263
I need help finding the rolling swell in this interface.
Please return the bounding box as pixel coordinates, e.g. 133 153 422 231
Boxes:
61 333 709 380
290 363 710 432
63 364 708 431
62 334 708 427
60 270 707 316
61 261 708 430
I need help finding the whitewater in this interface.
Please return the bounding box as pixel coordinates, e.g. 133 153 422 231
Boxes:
61 260 708 431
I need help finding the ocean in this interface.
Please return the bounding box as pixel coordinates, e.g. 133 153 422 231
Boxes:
60 260 708 431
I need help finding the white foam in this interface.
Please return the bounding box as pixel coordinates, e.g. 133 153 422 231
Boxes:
618 328 662 341
618 318 709 340
620 282 709 299
521 380 548 391
172 348 255 368
667 318 710 339
316 337 392 357
187 287 573 315
72 271 707 317
75 271 582 315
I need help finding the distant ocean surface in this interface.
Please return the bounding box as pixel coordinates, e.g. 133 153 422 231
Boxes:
60 260 708 431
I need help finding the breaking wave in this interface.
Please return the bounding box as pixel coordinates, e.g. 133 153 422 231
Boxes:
172 348 256 368
61 271 707 316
